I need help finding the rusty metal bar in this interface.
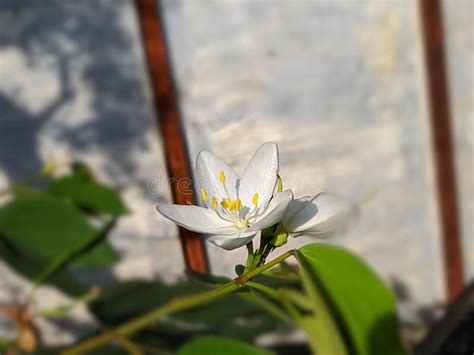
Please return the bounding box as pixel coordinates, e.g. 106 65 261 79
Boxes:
419 0 464 302
135 0 209 273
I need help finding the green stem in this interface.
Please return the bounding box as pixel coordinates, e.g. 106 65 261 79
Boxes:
246 281 300 321
246 290 294 324
246 241 253 256
244 242 254 273
245 281 280 299
295 254 348 355
246 234 276 272
62 250 295 355
259 244 274 265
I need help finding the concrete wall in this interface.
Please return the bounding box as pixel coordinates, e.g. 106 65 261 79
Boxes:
0 1 183 342
443 0 474 280
163 0 445 306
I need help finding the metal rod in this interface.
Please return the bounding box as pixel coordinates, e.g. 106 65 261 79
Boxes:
134 0 209 273
419 0 464 302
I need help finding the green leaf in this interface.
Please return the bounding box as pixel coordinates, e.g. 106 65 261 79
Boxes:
297 243 406 355
178 336 272 355
49 176 128 216
0 192 118 269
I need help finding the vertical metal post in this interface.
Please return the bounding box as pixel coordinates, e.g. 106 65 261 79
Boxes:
135 0 209 273
419 0 464 302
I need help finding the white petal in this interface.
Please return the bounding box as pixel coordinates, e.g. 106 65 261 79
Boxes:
196 151 239 203
248 190 293 231
238 142 278 208
207 231 258 250
281 196 312 226
156 204 236 234
284 193 356 237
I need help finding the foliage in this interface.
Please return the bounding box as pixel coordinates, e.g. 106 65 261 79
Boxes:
177 336 273 355
0 163 125 296
0 162 406 355
297 244 406 355
88 279 282 350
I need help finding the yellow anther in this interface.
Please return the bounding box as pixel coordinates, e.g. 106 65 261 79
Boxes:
233 198 242 211
219 170 226 183
212 196 218 209
200 188 208 201
252 193 259 206
220 197 243 211
221 198 231 209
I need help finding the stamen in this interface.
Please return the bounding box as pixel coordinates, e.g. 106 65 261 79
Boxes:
200 188 208 202
252 193 259 206
219 170 226 183
221 198 231 209
233 198 242 211
212 196 218 209
220 197 243 212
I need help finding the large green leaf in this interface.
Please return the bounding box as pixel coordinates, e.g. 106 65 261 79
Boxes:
297 243 406 355
49 176 128 216
178 336 272 355
0 192 118 268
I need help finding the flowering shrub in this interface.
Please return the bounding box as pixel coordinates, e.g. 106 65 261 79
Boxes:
0 144 406 355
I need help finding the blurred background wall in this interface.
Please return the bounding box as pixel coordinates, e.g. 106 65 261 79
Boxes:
443 0 474 280
0 0 185 284
164 0 445 307
0 0 472 342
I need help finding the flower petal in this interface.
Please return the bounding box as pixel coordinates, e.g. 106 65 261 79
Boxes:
196 150 239 204
284 193 356 237
207 231 258 250
247 190 293 231
281 196 312 226
238 142 278 208
156 204 236 234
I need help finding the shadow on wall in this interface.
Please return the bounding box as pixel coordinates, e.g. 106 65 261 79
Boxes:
0 0 153 185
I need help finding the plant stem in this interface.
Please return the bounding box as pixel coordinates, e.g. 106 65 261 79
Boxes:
245 281 280 300
114 334 143 355
259 244 274 265
244 242 254 273
295 253 348 355
62 283 236 355
246 281 301 322
62 250 295 355
246 290 294 324
246 241 253 256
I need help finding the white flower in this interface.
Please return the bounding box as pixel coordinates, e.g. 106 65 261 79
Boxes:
281 193 357 238
157 142 293 250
